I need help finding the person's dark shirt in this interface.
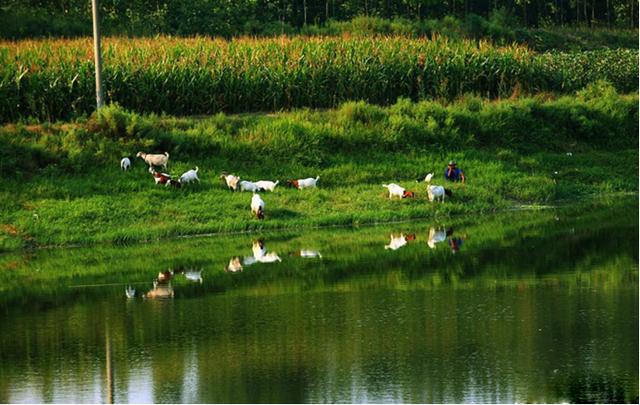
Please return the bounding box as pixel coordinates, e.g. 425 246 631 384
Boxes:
445 167 463 181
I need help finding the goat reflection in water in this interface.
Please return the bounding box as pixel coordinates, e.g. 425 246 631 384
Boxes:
384 233 416 250
225 240 282 272
382 227 466 252
145 274 174 299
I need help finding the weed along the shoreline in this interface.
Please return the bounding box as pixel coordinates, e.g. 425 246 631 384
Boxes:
0 82 637 251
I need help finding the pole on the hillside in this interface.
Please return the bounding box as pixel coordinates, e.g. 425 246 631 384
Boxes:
91 0 104 109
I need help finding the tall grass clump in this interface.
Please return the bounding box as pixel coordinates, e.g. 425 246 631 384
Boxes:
0 36 637 122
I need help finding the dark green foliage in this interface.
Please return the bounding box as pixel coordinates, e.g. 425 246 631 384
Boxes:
0 0 637 40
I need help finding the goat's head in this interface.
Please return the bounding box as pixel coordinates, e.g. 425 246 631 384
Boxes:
257 207 264 220
444 188 453 197
167 179 182 188
286 179 299 189
402 190 416 198
136 151 145 158
405 233 417 242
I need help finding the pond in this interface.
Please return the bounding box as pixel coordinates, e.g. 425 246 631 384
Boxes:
0 199 637 403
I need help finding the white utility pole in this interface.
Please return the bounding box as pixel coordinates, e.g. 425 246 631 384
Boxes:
91 0 104 109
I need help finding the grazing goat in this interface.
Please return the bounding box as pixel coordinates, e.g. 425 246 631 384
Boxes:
385 233 416 250
427 185 452 202
251 193 265 219
178 166 200 185
150 168 171 185
417 173 434 183
137 151 169 169
254 180 279 192
382 183 415 199
120 157 131 171
240 180 263 192
287 176 320 190
150 169 172 185
166 179 182 188
220 173 240 191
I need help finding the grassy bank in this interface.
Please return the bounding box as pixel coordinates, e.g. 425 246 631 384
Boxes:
0 83 637 250
0 198 636 311
1 36 637 121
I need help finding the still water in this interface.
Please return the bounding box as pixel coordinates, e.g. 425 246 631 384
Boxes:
0 200 637 403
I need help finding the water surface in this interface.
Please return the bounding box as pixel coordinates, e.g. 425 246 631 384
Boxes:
0 200 637 403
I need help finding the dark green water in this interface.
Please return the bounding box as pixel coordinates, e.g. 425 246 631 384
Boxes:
0 200 637 403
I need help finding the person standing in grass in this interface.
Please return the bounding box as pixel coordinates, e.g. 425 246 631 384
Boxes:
445 161 465 183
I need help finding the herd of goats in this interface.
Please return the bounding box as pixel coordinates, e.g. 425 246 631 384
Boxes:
123 151 453 220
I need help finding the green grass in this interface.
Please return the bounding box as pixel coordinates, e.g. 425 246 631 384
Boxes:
0 86 637 250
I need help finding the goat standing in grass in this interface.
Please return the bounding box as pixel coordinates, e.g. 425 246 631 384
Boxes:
178 166 200 185
287 176 320 190
382 183 415 199
427 185 452 202
239 180 263 192
421 172 452 202
220 173 240 191
254 180 279 192
251 193 265 219
137 151 169 170
120 157 131 171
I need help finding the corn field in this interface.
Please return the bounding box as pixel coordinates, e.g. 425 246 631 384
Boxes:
0 36 637 122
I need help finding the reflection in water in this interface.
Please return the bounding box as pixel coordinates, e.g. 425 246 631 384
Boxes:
225 240 282 272
226 257 243 273
294 250 322 259
183 269 203 284
384 233 416 250
0 200 637 403
125 286 136 299
427 227 449 249
144 271 175 299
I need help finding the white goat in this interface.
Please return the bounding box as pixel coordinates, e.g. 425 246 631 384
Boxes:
427 185 452 202
382 183 415 199
251 193 265 219
178 166 200 184
120 157 131 171
240 180 262 192
288 176 320 190
254 180 279 192
136 151 169 169
220 173 240 191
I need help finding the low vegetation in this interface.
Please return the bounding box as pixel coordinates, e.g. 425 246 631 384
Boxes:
0 82 637 250
1 36 637 122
